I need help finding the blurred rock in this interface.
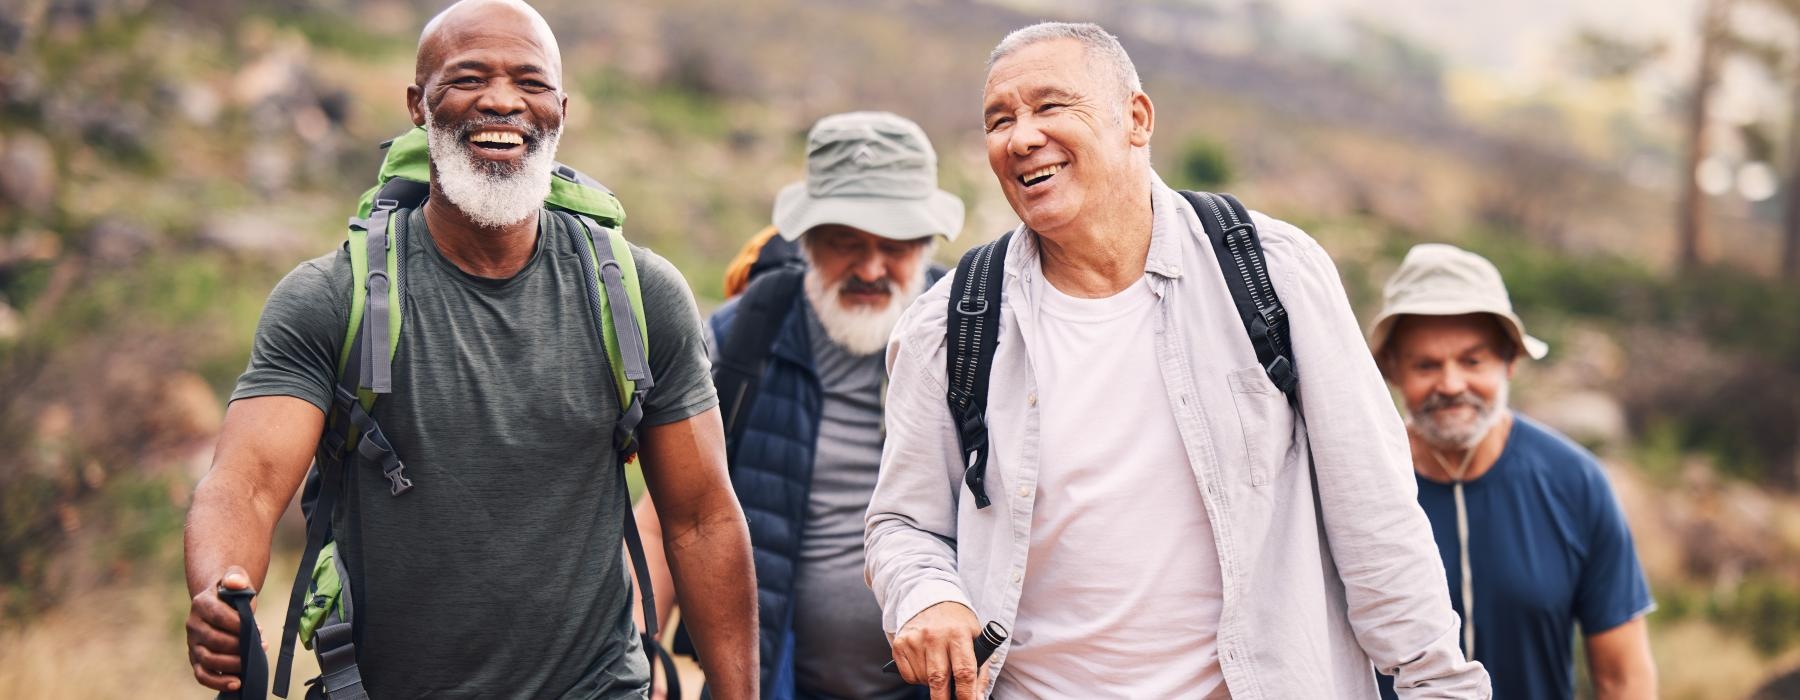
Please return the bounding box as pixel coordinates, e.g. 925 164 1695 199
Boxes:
84 218 157 264
232 44 307 109
0 299 20 342
158 371 223 440
1527 390 1629 449
0 228 63 265
178 82 222 126
198 211 306 257
0 132 58 215
245 143 293 196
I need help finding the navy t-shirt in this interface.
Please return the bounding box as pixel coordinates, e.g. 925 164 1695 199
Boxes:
1379 415 1654 699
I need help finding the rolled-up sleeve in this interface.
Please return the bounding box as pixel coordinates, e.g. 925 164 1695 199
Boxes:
1261 216 1491 698
864 289 975 634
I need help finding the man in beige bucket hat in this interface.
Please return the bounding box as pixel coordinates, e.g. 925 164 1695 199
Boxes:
635 111 961 700
1371 243 1658 700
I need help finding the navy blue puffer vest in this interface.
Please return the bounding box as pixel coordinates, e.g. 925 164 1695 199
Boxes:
709 292 820 699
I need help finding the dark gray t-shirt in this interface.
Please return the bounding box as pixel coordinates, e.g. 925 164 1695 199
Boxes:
790 304 914 700
233 207 717 699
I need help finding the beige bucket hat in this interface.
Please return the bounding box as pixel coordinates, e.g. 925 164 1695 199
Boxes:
773 111 964 242
1367 243 1548 360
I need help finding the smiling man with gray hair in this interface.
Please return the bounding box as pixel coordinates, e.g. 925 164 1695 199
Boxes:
865 21 1489 699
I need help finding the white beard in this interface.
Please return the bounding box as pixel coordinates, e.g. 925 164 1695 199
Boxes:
423 108 560 229
804 265 927 356
1407 382 1510 450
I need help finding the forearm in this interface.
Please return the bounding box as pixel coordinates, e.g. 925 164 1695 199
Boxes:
183 470 284 596
184 396 323 597
1593 672 1656 700
1588 620 1657 700
865 512 970 635
663 500 756 698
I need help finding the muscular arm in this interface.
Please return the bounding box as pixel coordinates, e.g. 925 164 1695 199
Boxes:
639 407 756 699
182 395 323 690
1587 617 1656 699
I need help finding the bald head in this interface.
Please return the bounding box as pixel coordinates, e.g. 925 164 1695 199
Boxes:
415 0 562 88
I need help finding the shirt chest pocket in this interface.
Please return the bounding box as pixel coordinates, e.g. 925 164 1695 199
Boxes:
1227 366 1298 486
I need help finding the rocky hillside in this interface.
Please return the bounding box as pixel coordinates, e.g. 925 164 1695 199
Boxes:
1 1 1797 697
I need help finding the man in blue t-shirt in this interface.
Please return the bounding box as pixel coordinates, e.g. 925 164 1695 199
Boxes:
1369 244 1657 699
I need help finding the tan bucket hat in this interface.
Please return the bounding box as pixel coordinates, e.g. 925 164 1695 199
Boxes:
772 111 964 242
1367 243 1548 360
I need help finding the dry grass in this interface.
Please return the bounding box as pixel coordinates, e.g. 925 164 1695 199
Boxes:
1655 618 1800 700
0 554 317 700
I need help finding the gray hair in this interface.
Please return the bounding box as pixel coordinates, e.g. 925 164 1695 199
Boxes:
987 22 1143 97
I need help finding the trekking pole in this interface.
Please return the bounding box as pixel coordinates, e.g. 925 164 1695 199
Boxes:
882 620 1008 697
217 584 269 700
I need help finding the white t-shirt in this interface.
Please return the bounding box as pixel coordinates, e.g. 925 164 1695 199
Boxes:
995 274 1228 699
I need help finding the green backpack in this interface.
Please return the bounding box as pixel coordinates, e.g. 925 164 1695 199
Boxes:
265 127 668 700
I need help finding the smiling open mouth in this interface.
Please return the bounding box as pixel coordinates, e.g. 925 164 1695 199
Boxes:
468 130 526 152
1020 164 1061 188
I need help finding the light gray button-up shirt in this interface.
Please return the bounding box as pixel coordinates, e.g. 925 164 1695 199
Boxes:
866 176 1490 698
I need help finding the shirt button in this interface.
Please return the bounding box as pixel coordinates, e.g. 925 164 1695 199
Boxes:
1011 569 1023 584
1169 265 1182 275
1016 486 1030 499
1027 393 1038 406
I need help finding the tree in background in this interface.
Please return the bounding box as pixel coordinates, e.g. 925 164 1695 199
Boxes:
1729 0 1800 278
1680 0 1734 272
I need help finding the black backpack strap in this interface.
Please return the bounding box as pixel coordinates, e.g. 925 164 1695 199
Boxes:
1178 190 1299 404
714 264 806 455
944 232 1012 509
276 286 413 697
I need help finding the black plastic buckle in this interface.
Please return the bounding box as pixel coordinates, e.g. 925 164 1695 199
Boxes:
1265 355 1298 394
953 403 988 448
1257 304 1286 328
372 198 400 212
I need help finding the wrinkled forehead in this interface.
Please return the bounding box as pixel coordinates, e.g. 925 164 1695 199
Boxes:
983 41 1100 109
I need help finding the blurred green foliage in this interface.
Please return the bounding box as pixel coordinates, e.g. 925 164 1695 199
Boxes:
1177 136 1234 190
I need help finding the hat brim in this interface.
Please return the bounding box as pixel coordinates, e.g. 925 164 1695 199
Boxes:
772 182 965 243
1368 301 1548 361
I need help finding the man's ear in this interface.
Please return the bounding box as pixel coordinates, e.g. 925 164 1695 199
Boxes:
1128 91 1154 148
407 85 427 128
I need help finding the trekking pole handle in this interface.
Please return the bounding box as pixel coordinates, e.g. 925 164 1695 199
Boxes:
217 583 269 700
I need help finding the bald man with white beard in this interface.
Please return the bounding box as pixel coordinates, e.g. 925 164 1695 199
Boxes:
182 2 756 697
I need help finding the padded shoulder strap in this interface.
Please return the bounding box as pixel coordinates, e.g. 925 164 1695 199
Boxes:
561 212 653 439
342 198 405 406
1178 190 1299 404
944 232 1012 510
715 263 805 455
